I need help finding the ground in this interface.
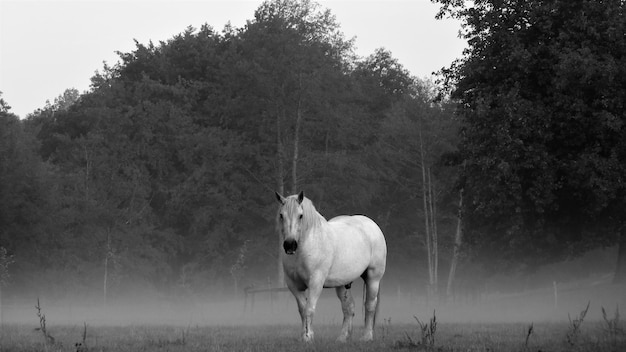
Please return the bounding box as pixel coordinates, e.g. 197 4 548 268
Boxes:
2 279 624 351
1 321 624 352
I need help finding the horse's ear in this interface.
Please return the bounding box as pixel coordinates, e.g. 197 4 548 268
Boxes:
275 192 286 205
297 191 304 204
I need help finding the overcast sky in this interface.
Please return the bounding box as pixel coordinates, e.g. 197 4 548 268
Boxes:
0 0 465 118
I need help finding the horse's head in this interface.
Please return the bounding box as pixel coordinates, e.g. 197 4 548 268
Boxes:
275 191 305 255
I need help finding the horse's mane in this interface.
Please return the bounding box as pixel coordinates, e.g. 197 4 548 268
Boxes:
284 195 325 233
301 197 325 232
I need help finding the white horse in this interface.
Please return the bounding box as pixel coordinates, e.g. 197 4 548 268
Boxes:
275 191 387 342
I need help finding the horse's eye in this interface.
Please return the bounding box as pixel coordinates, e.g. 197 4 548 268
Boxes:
279 213 283 220
299 214 303 219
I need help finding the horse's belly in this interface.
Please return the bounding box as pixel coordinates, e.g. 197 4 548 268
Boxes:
323 257 370 288
323 270 366 288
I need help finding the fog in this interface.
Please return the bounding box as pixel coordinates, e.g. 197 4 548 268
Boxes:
2 247 624 327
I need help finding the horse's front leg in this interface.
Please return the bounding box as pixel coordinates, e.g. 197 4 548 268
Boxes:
290 289 308 341
301 281 323 342
286 277 309 342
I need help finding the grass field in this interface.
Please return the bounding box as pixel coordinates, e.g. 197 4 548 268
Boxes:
1 281 624 351
1 321 625 352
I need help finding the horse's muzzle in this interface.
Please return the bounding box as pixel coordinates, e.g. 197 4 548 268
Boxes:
283 239 298 255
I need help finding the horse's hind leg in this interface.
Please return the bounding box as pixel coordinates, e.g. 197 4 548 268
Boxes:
335 286 355 342
361 275 381 341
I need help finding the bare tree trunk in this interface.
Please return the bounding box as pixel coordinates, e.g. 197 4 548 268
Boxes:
318 130 331 207
276 105 286 288
428 168 438 297
83 144 90 202
0 247 12 327
419 129 435 300
446 189 464 300
614 227 626 284
421 167 432 297
0 285 3 327
103 229 110 307
103 255 108 306
291 96 303 194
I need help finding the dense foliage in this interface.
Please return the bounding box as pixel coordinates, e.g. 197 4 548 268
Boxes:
435 0 626 275
1 0 458 300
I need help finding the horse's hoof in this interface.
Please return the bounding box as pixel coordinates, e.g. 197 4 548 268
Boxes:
336 335 349 343
360 334 373 342
302 332 314 343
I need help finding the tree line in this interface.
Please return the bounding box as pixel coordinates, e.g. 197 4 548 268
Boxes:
1 0 624 304
434 0 626 282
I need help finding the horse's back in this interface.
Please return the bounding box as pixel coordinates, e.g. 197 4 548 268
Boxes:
329 215 386 246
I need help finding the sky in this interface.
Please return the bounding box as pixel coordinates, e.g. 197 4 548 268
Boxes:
0 0 466 118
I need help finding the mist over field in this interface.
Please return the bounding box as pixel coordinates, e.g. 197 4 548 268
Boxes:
2 247 623 329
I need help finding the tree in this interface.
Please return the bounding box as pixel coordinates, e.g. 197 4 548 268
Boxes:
434 0 626 279
376 74 460 298
445 189 463 300
0 246 14 326
0 94 74 298
4 1 469 299
235 0 356 287
44 88 81 113
0 92 11 113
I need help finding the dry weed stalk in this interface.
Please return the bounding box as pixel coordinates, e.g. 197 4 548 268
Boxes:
566 300 590 346
397 310 438 349
524 322 534 349
74 322 87 352
404 310 437 347
414 310 437 346
601 305 622 343
35 298 56 347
